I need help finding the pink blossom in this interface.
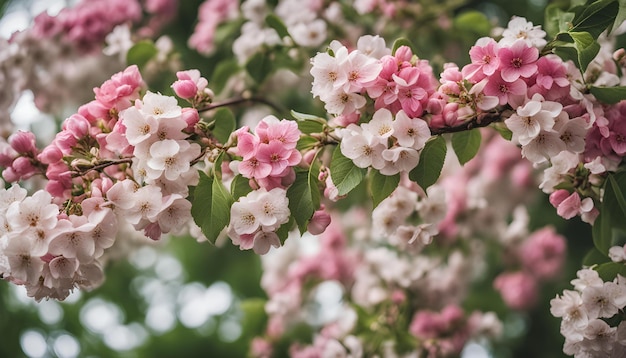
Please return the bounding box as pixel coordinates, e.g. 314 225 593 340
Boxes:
463 37 500 82
255 116 301 148
530 55 570 100
9 131 38 155
554 191 582 220
521 227 567 280
238 157 273 180
494 271 538 310
497 40 538 82
93 65 144 111
181 108 200 131
483 72 527 106
308 208 332 235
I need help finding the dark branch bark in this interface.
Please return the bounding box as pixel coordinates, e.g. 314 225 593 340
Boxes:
429 112 503 136
197 96 282 114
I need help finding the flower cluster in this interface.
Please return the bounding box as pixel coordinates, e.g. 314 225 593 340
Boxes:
227 187 290 255
551 269 626 357
0 185 112 300
232 115 302 190
339 108 431 174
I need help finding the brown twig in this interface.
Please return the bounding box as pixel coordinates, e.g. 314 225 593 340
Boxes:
429 112 503 136
197 96 282 114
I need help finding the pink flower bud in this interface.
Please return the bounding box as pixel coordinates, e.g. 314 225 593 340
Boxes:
9 131 37 154
556 191 581 220
38 146 63 164
307 209 331 235
11 156 36 178
2 167 18 182
549 189 570 208
181 107 200 131
303 149 317 165
410 310 443 339
172 79 198 99
395 45 413 62
63 114 90 138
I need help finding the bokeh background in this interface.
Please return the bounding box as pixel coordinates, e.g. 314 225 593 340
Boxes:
0 0 603 357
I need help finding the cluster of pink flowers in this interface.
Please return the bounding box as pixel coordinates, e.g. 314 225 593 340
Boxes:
551 269 626 357
409 305 498 357
232 115 302 190
0 131 42 182
494 227 567 310
188 0 238 55
30 0 142 54
0 64 215 299
39 65 144 201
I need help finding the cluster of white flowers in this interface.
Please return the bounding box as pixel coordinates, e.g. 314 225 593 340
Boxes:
0 185 113 300
550 268 626 357
234 0 328 63
372 185 445 248
505 93 588 165
339 108 431 174
227 187 290 255
310 37 387 116
107 91 200 240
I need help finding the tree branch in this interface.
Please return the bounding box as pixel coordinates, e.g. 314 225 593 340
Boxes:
429 112 503 136
71 158 133 177
197 96 282 114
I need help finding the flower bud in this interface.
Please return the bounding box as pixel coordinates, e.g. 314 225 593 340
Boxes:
181 107 200 131
172 79 198 99
308 208 331 235
9 130 37 154
38 146 63 164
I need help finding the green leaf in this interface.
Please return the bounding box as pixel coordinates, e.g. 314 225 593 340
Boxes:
590 86 626 104
291 110 325 122
191 171 234 244
451 129 481 165
492 123 513 141
330 145 367 196
369 170 400 208
409 136 447 191
265 14 290 39
230 174 252 200
126 41 158 70
595 262 626 281
296 136 319 151
570 0 618 38
296 119 325 135
392 38 416 56
593 172 626 254
583 247 611 267
569 31 601 72
552 31 600 73
454 11 491 37
593 211 613 254
544 4 575 37
609 0 626 33
275 216 295 244
609 174 626 216
210 60 240 94
245 51 273 84
287 169 319 234
240 298 268 338
212 108 236 144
